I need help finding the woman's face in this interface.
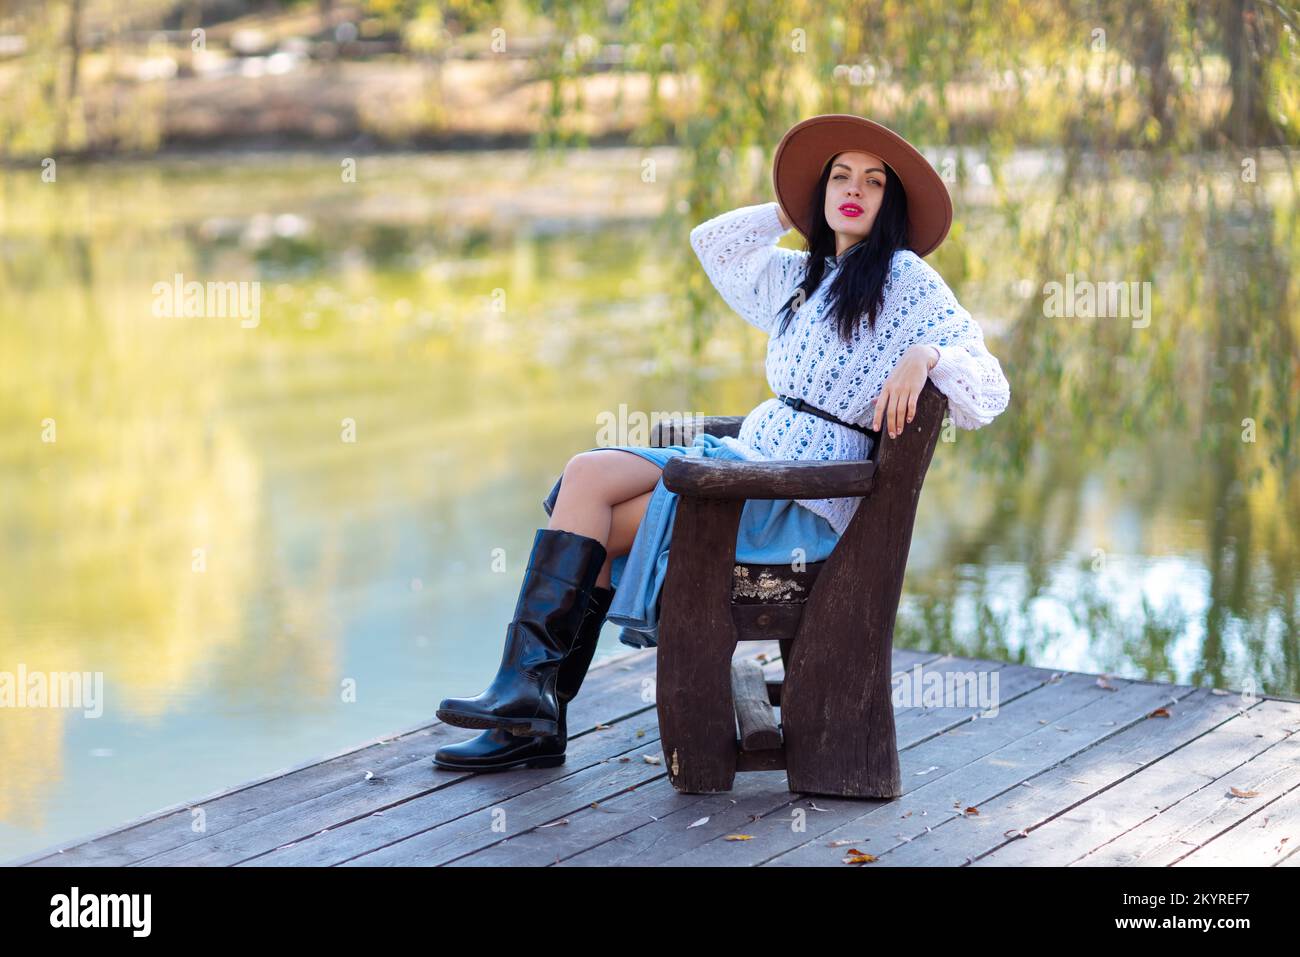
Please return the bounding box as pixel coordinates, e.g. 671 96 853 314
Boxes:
822 150 887 256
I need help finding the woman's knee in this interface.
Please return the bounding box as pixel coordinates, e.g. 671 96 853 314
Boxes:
561 450 660 506
559 452 603 502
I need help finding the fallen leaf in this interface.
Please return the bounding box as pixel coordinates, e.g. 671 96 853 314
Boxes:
915 766 940 776
827 839 867 847
619 756 630 762
643 755 662 765
1229 787 1259 798
636 729 646 738
1096 676 1116 691
1004 828 1029 839
723 834 754 841
595 723 611 730
808 801 830 812
363 771 375 781
538 819 570 828
842 849 877 865
964 806 980 816
688 817 710 829
1148 707 1172 718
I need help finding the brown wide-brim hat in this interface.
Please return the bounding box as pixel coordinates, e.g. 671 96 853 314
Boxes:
772 114 952 258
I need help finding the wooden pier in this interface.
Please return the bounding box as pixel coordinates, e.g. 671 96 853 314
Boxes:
10 645 1300 867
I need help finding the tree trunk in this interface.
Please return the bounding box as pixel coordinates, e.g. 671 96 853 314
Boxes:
1217 0 1280 147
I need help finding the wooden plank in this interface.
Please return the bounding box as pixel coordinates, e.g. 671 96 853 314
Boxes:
20 641 1283 868
17 723 459 867
1173 780 1300 867
445 650 952 867
16 647 661 866
231 709 667 866
731 603 806 643
1055 702 1300 867
551 659 1068 866
333 738 672 866
242 641 779 867
733 659 781 751
762 678 1201 868
562 670 1189 867
974 699 1299 866
146 660 674 867
735 748 787 772
875 688 1272 866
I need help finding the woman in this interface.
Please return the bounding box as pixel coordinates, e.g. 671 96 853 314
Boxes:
434 114 1011 772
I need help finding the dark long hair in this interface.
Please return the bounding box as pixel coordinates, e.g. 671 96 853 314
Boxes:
773 153 910 346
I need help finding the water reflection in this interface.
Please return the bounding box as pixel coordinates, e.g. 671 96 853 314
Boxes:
0 147 1294 860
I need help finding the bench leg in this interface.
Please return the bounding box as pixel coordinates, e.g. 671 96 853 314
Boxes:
656 496 744 793
783 596 901 799
780 391 944 798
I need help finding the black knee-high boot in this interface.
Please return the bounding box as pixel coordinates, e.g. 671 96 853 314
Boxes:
436 528 607 737
433 584 616 771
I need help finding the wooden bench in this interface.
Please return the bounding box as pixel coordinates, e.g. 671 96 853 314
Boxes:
649 380 948 799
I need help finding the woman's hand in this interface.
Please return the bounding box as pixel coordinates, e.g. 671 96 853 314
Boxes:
870 344 940 439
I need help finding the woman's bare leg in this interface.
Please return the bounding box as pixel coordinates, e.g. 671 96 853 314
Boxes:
548 450 662 588
593 490 654 587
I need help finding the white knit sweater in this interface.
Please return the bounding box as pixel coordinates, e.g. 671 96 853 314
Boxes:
689 201 1011 536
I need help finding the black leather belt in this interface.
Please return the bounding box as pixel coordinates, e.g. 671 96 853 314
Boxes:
776 394 880 439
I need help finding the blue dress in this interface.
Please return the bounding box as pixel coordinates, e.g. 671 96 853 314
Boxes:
541 432 853 649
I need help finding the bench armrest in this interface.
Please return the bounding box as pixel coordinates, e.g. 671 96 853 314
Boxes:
662 456 876 500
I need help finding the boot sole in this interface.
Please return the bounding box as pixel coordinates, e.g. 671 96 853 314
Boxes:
432 753 566 773
436 708 560 737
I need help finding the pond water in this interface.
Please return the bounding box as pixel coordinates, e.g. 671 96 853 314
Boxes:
0 146 1295 861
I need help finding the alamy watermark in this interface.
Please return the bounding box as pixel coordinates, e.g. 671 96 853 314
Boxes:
595 405 703 446
0 664 103 718
151 272 261 328
891 661 1000 717
1042 273 1151 328
50 887 150 936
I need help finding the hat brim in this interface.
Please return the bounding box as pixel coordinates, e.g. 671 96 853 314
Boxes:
772 114 952 258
